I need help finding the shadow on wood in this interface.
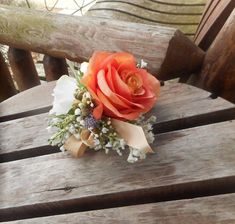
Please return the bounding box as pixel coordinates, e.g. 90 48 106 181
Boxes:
189 8 235 103
194 0 235 50
43 55 68 81
0 51 17 102
8 48 40 91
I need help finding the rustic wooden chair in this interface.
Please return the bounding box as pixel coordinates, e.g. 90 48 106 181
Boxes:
86 0 207 39
0 2 205 101
1 0 235 104
86 0 235 102
0 0 207 98
1 4 235 223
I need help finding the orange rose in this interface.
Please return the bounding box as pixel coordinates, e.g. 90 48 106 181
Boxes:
80 51 160 120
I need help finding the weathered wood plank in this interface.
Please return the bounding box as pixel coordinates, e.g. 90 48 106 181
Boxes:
1 82 235 160
8 48 40 91
149 0 206 5
0 120 235 221
43 55 68 81
0 113 59 162
1 82 235 123
87 0 206 36
0 81 55 122
190 9 235 103
0 5 204 80
0 51 17 101
3 193 235 224
194 0 235 50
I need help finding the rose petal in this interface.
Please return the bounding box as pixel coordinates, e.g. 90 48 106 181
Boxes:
137 69 160 98
110 68 145 109
80 51 112 91
113 52 136 71
112 67 132 100
97 69 131 109
148 73 161 98
97 89 141 120
105 64 116 92
89 51 112 74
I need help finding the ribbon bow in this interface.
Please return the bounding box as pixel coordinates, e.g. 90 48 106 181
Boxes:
64 119 153 157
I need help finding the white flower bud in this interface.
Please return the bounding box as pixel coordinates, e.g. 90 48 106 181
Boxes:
80 120 85 126
102 127 109 133
80 62 89 74
140 59 147 68
105 142 112 148
75 108 81 115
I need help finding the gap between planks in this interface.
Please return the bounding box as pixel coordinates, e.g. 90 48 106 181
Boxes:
0 119 235 221
1 83 235 162
0 115 235 163
2 193 235 224
0 176 235 222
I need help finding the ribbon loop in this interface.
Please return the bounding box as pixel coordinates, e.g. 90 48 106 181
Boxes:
64 120 153 157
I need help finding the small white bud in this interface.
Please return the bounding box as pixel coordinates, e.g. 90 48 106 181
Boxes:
80 120 85 126
75 108 81 115
140 59 147 68
105 142 112 147
102 127 109 134
80 62 89 74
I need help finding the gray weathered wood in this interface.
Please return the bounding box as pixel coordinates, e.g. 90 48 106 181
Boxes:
0 81 55 122
0 5 204 80
1 82 235 158
0 113 57 161
0 82 235 125
0 120 235 221
87 0 206 36
3 193 235 224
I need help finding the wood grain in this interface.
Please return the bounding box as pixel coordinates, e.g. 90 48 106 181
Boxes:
0 120 235 221
1 82 235 159
0 81 55 122
0 51 17 102
87 0 206 36
3 193 235 223
43 55 68 81
0 113 59 162
194 0 235 50
191 9 235 103
8 48 40 91
1 82 235 123
0 5 204 80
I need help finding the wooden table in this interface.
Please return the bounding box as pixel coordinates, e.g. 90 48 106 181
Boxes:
0 81 235 223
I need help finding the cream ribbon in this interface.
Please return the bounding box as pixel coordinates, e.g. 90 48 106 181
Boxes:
111 119 153 153
64 119 153 157
64 129 94 157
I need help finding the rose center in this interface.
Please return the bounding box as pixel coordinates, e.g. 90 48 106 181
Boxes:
127 75 141 90
121 71 144 94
